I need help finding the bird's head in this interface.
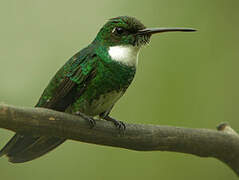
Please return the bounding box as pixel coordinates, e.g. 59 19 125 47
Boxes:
94 16 196 66
95 16 196 47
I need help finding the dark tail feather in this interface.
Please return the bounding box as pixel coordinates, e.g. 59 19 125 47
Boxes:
0 133 65 163
0 134 23 157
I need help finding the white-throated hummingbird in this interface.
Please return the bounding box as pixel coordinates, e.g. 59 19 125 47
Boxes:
0 16 196 163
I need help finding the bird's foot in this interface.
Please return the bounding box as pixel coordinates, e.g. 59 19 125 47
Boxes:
75 111 96 128
103 116 126 132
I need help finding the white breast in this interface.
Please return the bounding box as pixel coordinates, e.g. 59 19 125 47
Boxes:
108 45 140 66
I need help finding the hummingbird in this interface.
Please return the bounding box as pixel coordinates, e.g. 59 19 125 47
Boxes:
0 16 196 163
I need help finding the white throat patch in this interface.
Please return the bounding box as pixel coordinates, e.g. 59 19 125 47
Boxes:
108 45 140 66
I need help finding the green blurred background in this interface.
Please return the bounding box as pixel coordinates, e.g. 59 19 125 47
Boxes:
0 0 238 179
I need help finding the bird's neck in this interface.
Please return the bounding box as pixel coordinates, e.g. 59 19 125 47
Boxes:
93 40 140 67
107 45 140 67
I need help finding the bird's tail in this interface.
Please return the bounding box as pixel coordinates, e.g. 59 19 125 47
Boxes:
0 133 65 163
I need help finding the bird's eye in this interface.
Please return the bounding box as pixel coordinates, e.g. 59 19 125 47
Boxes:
112 27 125 35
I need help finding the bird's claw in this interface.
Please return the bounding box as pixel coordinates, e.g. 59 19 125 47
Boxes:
112 120 126 131
76 111 96 128
86 117 96 128
100 115 126 133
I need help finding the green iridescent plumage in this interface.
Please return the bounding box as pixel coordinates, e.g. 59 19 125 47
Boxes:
0 16 196 163
36 43 136 115
0 17 140 163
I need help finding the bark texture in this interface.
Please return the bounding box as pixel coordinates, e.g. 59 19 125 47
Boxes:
0 104 238 176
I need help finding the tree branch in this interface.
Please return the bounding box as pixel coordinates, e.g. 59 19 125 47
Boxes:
0 104 239 176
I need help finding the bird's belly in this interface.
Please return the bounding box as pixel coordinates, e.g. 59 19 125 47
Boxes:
67 90 124 117
87 90 123 116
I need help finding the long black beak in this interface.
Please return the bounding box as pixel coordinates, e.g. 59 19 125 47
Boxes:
137 27 196 35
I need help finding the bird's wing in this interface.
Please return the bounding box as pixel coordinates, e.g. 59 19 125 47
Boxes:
0 49 99 163
36 51 98 110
